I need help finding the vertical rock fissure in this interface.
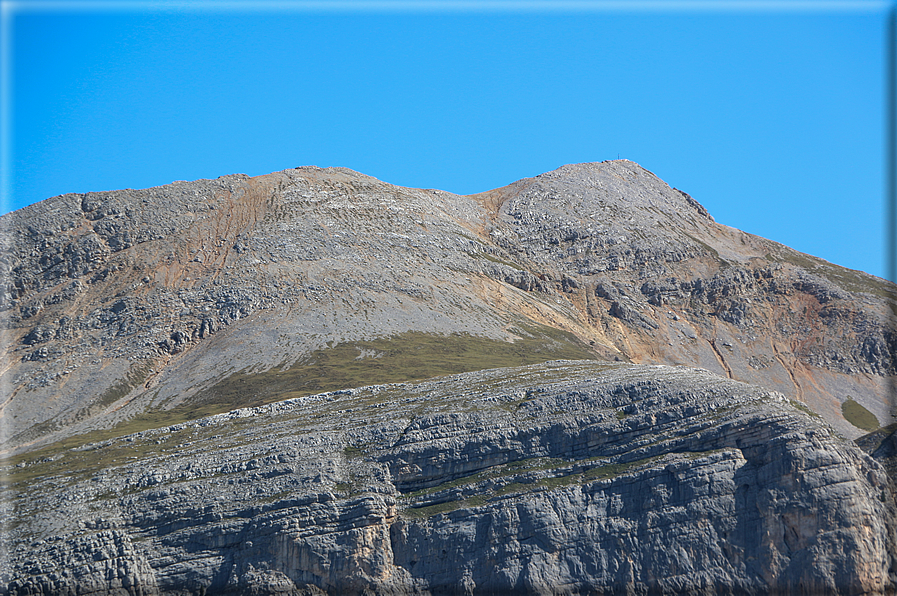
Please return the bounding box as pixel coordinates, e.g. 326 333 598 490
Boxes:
772 342 803 402
708 338 734 380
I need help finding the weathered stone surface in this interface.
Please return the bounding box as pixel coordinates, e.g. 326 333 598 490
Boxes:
2 361 894 595
1 162 896 594
1 161 894 452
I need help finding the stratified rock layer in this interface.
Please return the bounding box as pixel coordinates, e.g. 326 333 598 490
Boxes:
3 361 895 595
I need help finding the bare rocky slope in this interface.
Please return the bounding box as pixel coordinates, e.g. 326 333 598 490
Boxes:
1 161 896 594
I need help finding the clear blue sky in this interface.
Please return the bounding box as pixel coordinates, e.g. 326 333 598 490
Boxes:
2 1 894 280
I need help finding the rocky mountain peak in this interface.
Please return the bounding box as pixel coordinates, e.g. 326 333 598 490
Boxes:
1 161 893 453
1 161 896 595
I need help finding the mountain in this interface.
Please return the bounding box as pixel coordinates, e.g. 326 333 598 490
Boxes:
1 161 895 594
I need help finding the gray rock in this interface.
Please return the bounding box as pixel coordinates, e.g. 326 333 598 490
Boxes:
2 361 894 595
1 161 896 594
1 161 894 449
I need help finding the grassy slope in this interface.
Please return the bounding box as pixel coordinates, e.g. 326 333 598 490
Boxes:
3 326 600 469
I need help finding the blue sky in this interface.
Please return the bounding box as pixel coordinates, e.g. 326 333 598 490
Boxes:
2 0 894 280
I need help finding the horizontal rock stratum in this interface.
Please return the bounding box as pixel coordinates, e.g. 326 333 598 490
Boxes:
1 161 895 594
3 361 896 595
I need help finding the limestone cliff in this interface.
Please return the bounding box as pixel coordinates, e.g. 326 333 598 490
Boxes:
3 362 895 595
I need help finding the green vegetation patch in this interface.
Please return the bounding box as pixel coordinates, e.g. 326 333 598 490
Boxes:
536 456 662 488
94 364 154 412
842 398 881 432
681 232 726 266
789 399 821 419
5 363 155 450
582 461 637 481
5 328 601 484
404 499 464 518
3 433 167 488
539 474 579 489
343 445 366 459
167 328 599 420
402 457 568 500
401 455 663 517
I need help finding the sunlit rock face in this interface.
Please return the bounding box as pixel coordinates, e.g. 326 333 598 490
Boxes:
1 162 895 594
4 362 895 595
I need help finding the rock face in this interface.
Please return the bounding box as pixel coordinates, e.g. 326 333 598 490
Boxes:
3 361 895 595
1 162 896 594
0 161 893 453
